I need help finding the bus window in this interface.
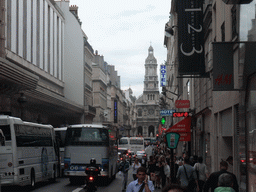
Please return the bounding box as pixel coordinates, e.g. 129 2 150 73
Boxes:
0 125 11 141
119 138 128 144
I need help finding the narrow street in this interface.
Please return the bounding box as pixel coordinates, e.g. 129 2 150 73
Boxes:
1 169 162 192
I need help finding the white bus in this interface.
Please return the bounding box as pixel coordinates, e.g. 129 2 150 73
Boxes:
0 115 58 187
119 137 145 153
64 124 118 184
54 127 67 177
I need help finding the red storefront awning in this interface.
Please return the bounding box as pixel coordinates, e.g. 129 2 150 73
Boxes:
165 116 192 133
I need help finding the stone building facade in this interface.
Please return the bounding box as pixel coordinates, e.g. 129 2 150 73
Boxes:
164 0 256 191
135 46 160 137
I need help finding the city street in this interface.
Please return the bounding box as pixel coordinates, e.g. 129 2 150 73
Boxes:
1 169 161 192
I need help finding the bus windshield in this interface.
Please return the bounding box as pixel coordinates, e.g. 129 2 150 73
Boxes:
65 127 109 146
119 138 128 144
130 139 143 145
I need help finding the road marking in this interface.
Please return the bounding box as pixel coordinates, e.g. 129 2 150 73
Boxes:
72 187 84 192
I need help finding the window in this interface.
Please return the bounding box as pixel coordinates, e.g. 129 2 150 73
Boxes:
187 80 190 100
138 109 142 117
231 6 237 39
221 22 225 42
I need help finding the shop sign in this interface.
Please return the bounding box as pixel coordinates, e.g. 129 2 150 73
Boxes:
179 132 191 142
165 116 191 133
175 100 190 108
177 0 206 76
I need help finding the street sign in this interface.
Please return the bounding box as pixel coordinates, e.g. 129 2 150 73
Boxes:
160 65 167 87
165 132 180 149
160 109 176 116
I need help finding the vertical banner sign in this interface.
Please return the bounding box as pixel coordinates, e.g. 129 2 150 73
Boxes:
160 65 167 87
114 100 117 123
213 43 234 91
177 0 205 76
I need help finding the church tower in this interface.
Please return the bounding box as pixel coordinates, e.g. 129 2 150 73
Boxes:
143 45 159 103
135 45 160 138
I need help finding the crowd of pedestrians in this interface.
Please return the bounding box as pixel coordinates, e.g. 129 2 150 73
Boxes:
118 142 239 192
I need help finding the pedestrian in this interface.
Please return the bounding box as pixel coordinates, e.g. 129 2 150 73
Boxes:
204 161 239 192
226 156 233 173
133 158 142 180
214 173 235 192
162 184 185 192
148 156 157 183
119 155 130 192
126 166 155 192
164 159 170 185
193 156 208 192
176 156 199 192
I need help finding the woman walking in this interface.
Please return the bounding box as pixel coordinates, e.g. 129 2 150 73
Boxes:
132 158 141 180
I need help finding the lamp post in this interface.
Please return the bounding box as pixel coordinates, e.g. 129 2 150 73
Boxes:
17 93 27 120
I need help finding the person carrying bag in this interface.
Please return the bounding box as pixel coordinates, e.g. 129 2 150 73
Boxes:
176 156 199 192
183 165 199 192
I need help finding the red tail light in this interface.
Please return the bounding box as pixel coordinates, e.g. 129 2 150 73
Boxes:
64 163 69 169
89 176 94 181
241 159 245 163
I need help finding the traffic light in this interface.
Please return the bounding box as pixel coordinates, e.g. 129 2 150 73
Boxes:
161 117 166 125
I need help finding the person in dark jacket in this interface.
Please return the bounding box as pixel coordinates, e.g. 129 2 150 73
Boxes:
119 155 130 192
203 161 239 192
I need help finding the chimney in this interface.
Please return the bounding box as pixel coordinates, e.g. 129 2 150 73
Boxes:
69 5 78 16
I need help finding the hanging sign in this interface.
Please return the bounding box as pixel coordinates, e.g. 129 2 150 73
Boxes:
165 132 180 149
160 65 167 86
177 0 206 77
213 43 234 91
175 100 190 108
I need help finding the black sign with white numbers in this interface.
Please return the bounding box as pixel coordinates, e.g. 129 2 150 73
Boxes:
177 0 205 76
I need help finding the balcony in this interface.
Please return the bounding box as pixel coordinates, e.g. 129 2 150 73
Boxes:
84 105 96 116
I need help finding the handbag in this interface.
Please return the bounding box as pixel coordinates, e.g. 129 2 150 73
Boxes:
183 165 197 192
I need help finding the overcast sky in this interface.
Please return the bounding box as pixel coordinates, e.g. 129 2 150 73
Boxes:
69 0 171 97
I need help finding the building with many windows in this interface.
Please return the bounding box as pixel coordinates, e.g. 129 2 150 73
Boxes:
164 0 256 191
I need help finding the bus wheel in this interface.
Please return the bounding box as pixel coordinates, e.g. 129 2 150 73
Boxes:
30 170 35 188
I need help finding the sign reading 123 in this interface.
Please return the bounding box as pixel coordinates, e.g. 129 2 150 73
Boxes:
180 7 203 57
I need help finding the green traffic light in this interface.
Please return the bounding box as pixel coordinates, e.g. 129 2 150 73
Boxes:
161 117 166 125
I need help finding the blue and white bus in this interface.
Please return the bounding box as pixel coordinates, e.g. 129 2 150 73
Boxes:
64 124 118 184
0 116 58 187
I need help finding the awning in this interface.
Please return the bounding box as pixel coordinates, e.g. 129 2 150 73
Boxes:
165 116 192 133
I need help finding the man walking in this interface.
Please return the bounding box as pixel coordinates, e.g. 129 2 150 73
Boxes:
126 166 154 192
119 155 130 192
176 156 199 192
203 161 239 192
